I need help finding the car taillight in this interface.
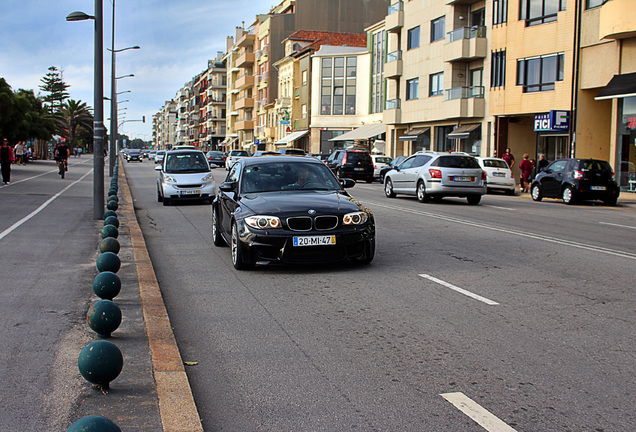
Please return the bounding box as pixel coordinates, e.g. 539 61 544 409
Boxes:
610 170 615 181
481 171 487 181
429 169 442 179
342 153 347 165
374 164 377 169
574 170 584 180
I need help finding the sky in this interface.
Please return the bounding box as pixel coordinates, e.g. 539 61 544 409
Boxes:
0 0 278 142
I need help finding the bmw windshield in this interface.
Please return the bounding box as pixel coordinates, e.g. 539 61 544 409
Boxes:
241 162 342 193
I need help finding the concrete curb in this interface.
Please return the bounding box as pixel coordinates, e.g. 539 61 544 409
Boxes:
119 165 204 432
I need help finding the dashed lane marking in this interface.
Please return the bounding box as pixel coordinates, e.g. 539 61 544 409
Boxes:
441 392 518 432
419 274 499 305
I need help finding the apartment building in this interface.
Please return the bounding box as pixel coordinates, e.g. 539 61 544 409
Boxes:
152 101 177 149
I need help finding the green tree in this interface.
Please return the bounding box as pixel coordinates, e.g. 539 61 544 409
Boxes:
39 66 70 112
14 89 56 159
55 99 93 152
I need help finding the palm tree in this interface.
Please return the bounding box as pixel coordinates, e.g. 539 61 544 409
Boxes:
55 99 93 151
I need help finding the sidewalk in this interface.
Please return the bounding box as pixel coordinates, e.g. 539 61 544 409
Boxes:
69 162 202 432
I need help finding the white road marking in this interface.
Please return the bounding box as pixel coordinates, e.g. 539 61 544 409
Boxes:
0 170 92 241
366 200 636 261
419 274 499 305
484 205 514 211
599 221 636 230
441 392 518 432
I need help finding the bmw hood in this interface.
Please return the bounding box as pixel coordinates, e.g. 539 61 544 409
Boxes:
240 191 366 216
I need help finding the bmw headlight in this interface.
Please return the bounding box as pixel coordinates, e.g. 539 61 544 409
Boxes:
245 215 282 229
164 175 177 184
202 173 214 183
343 211 368 225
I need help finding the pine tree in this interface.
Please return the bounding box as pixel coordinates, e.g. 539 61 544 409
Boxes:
39 66 70 112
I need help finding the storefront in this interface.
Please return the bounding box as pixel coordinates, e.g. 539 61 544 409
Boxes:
534 110 571 162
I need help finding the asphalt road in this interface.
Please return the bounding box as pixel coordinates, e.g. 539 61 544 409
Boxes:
127 160 636 432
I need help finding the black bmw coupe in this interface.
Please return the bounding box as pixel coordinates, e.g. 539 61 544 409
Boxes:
212 156 375 269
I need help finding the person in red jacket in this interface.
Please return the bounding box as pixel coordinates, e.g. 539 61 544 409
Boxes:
519 153 534 193
1 138 15 184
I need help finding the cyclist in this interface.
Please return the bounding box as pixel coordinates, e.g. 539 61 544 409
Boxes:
54 142 70 176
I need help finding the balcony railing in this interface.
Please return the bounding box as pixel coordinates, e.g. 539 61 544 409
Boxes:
388 1 403 14
386 49 402 63
385 98 401 110
447 26 487 43
445 86 485 100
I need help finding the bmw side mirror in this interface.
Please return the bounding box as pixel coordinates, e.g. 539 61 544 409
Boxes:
340 178 356 188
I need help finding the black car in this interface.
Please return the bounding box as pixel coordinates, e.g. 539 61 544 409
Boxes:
206 151 227 167
531 158 620 205
379 155 407 183
326 148 374 183
126 149 142 162
212 156 375 270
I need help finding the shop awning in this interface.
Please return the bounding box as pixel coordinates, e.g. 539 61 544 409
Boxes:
329 124 386 141
219 137 237 147
447 123 480 139
275 130 310 146
399 127 430 141
595 72 636 100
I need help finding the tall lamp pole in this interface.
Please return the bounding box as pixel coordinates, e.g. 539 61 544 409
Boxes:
67 1 104 219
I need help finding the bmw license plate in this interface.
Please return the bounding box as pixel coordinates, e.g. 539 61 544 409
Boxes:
590 186 606 191
179 190 200 196
451 176 473 182
293 235 336 247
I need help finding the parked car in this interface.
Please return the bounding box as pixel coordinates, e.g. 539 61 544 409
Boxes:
155 150 215 206
125 149 142 162
155 150 165 165
278 148 306 156
379 156 407 183
371 155 393 180
252 151 280 157
206 151 227 168
308 153 330 163
530 158 620 205
384 151 486 205
326 148 374 183
148 150 157 161
226 149 250 170
476 157 516 195
212 156 375 269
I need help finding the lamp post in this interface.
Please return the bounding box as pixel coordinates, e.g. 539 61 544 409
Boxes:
67 2 104 220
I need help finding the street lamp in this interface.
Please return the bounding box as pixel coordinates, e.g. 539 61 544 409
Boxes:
66 2 104 220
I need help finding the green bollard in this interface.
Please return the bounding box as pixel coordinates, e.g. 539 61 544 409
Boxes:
103 216 119 228
99 237 120 254
96 252 120 273
103 210 117 219
92 271 121 299
77 340 123 389
66 415 122 432
87 300 122 338
106 200 118 211
101 224 119 239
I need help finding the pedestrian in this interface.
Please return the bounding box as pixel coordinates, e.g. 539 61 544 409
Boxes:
1 138 15 184
25 147 32 164
502 147 515 169
537 153 549 172
14 141 25 165
519 153 534 193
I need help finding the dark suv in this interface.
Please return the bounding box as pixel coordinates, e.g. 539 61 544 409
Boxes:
126 149 142 162
326 148 374 183
531 158 620 205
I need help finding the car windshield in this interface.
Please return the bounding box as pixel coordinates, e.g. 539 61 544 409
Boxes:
483 159 508 169
241 162 341 193
165 153 209 173
434 156 480 168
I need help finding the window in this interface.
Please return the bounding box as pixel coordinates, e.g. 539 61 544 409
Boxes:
429 72 444 96
491 50 506 88
431 16 445 42
371 30 385 114
320 56 357 115
407 26 420 50
301 104 307 119
302 70 308 86
520 0 566 26
517 53 564 92
406 78 419 100
493 0 508 25
586 0 608 8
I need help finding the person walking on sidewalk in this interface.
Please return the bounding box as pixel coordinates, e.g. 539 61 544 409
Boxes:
519 153 534 193
14 141 25 165
1 138 15 184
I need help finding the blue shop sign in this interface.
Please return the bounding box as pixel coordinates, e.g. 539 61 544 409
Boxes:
534 110 570 132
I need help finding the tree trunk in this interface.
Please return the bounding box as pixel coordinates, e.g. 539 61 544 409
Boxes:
34 139 48 160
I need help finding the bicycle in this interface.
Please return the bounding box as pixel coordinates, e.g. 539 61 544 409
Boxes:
58 159 67 179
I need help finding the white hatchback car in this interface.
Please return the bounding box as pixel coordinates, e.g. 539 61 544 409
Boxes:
371 155 393 180
156 150 215 206
476 157 516 195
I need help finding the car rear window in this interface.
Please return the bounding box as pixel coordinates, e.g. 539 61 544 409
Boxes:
434 156 480 168
578 159 612 173
232 151 249 156
375 157 392 164
346 151 372 163
483 159 508 169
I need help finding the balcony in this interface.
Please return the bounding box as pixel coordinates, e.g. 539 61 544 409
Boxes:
385 50 402 78
236 74 255 89
235 119 254 130
386 2 404 32
444 26 487 62
599 0 636 40
235 97 254 110
446 0 481 4
236 32 255 47
236 51 255 68
443 86 485 118
383 99 402 124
